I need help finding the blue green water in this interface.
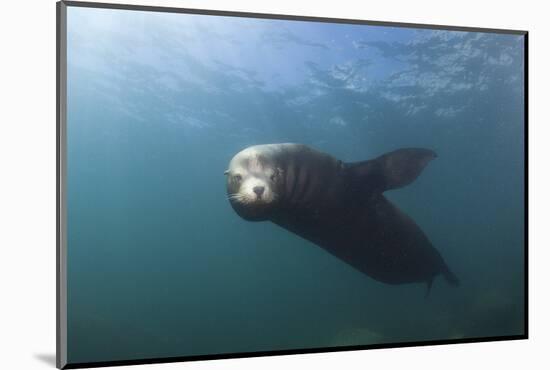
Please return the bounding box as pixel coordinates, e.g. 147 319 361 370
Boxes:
66 6 525 364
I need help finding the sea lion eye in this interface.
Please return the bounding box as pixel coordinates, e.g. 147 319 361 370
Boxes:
271 168 282 181
234 174 242 182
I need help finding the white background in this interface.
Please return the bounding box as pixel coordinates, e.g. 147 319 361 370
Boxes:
0 0 547 369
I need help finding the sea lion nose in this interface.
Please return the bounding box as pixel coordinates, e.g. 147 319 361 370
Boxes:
253 186 265 196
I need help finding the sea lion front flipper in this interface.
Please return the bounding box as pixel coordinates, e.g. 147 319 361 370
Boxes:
345 148 437 193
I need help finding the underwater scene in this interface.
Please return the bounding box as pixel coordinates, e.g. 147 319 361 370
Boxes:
65 6 525 364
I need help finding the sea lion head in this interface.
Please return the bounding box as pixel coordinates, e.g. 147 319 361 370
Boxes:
225 145 284 221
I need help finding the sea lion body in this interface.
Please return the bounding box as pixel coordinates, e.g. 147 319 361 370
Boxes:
225 143 459 290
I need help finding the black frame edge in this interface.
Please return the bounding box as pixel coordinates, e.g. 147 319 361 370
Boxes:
63 335 527 369
57 1 68 369
62 0 527 35
523 32 529 339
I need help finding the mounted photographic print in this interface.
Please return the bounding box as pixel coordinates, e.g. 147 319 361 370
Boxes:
57 1 527 368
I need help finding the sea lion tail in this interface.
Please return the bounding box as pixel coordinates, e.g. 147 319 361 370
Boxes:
442 265 460 287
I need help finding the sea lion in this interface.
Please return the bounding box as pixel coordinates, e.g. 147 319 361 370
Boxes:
225 143 459 293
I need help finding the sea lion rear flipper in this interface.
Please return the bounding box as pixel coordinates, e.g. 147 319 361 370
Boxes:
426 266 459 297
345 148 437 193
425 277 434 298
442 265 460 287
